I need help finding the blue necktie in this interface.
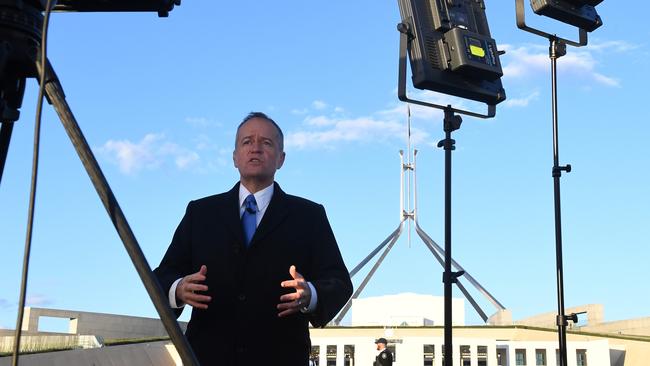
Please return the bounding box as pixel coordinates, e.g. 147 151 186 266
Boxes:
242 194 257 247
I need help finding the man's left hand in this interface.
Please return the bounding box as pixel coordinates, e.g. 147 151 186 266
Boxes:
277 265 311 317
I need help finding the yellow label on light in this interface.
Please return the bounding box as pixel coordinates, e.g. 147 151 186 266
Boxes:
470 45 485 58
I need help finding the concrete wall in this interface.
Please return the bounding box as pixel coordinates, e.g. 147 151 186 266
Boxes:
516 304 604 328
0 341 177 366
0 335 101 353
21 307 187 340
582 317 650 337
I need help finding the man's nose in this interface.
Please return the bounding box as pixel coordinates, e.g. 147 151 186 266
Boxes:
249 140 263 151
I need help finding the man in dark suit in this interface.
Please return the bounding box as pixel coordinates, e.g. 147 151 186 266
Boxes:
154 112 353 366
374 338 393 366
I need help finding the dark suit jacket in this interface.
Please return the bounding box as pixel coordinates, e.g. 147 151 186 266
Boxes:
154 182 353 366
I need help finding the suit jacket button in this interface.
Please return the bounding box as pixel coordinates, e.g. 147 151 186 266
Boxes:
238 294 246 301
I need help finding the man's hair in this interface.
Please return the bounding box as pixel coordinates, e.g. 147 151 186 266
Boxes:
236 112 284 151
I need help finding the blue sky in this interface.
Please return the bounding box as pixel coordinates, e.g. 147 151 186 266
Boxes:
1 1 648 330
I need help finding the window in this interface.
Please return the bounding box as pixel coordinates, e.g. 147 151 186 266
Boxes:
423 344 435 366
497 348 507 366
576 349 587 366
326 345 336 366
478 345 488 366
461 345 471 366
535 349 547 366
442 344 446 365
310 346 320 366
515 349 527 366
344 345 355 366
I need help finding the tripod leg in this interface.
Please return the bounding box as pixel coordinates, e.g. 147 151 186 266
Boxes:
37 60 199 366
0 121 13 186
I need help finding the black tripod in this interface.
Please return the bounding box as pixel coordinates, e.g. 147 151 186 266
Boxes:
0 2 198 365
515 1 589 364
396 22 499 366
438 107 464 366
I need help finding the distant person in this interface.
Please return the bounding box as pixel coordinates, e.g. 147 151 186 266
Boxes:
374 338 393 366
154 112 353 366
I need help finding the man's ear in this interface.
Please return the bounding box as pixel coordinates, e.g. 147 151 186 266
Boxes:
233 150 238 168
276 151 286 170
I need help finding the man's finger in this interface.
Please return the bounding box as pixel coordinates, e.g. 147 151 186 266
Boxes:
186 299 209 310
280 280 307 289
186 283 209 293
289 265 304 280
279 292 301 303
199 265 208 276
186 293 212 303
277 301 301 317
277 308 298 317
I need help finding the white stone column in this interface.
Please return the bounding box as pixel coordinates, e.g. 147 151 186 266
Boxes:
470 344 478 366
526 348 535 366
487 344 497 366
548 347 557 366
435 343 443 366
319 343 327 366
508 346 517 366
336 344 344 366
454 344 461 366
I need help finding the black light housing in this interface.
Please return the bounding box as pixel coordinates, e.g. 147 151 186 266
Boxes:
530 0 603 32
396 0 506 106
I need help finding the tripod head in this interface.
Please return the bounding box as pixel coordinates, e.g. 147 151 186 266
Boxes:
0 0 180 123
0 0 43 123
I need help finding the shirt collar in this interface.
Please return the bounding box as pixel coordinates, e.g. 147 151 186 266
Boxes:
239 182 274 213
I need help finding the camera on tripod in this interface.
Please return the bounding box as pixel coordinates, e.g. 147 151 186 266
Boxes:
5 0 180 16
530 0 603 32
397 0 505 106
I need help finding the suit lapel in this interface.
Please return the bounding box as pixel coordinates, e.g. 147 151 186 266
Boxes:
220 182 246 246
249 182 289 248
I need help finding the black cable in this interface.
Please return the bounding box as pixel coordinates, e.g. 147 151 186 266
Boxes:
12 1 54 365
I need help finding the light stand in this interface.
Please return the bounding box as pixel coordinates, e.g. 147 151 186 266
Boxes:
332 20 506 366
0 2 198 365
515 1 601 365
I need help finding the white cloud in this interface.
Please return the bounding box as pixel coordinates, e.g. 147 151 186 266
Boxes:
286 101 434 150
312 100 328 110
587 40 638 53
286 117 405 150
99 133 201 174
286 89 488 150
500 40 633 87
26 294 52 307
504 91 540 108
291 108 309 115
592 73 620 88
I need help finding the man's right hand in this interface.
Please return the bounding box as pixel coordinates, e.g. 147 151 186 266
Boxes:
176 265 211 309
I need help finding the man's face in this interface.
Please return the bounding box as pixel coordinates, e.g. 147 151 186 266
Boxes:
233 117 285 190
